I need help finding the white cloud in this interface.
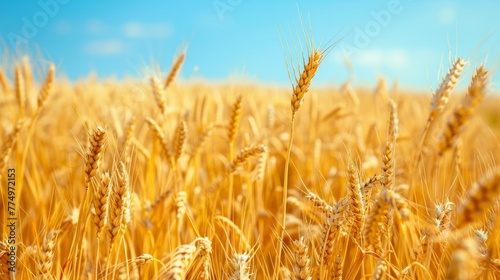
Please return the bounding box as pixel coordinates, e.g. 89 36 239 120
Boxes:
54 20 71 35
439 6 456 25
123 22 173 39
85 19 106 34
354 48 411 69
83 40 126 55
331 48 439 78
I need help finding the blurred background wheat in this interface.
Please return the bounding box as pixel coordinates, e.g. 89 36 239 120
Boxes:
1 1 500 279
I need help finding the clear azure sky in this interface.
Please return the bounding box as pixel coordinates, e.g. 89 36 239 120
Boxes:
0 0 499 90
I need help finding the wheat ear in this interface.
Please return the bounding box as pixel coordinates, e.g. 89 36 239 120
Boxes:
229 253 251 280
14 63 26 118
226 95 243 217
93 172 111 237
0 241 12 277
226 145 267 174
381 142 395 190
254 145 268 183
159 238 212 280
388 99 399 143
428 58 466 122
174 191 187 220
278 48 324 278
166 244 196 279
173 120 187 163
456 167 500 228
164 52 185 90
292 237 312 280
37 63 55 109
306 192 333 214
331 256 343 280
190 122 214 156
363 190 392 256
151 76 166 114
321 198 349 266
419 57 466 150
21 56 33 90
446 238 479 280
121 117 136 165
194 238 212 279
0 120 24 173
347 164 364 242
438 65 488 155
0 67 10 94
361 174 380 207
116 253 153 280
38 230 58 279
290 50 322 118
228 95 242 144
84 126 106 190
372 259 388 280
435 202 454 232
107 161 131 252
146 117 175 168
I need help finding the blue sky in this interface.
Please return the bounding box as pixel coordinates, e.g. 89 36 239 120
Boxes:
0 0 499 90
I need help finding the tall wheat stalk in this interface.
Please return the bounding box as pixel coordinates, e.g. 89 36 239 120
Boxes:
275 48 323 280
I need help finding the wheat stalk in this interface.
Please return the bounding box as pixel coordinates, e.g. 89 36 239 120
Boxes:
278 47 325 277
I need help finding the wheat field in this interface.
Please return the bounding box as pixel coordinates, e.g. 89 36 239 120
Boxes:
0 47 500 280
